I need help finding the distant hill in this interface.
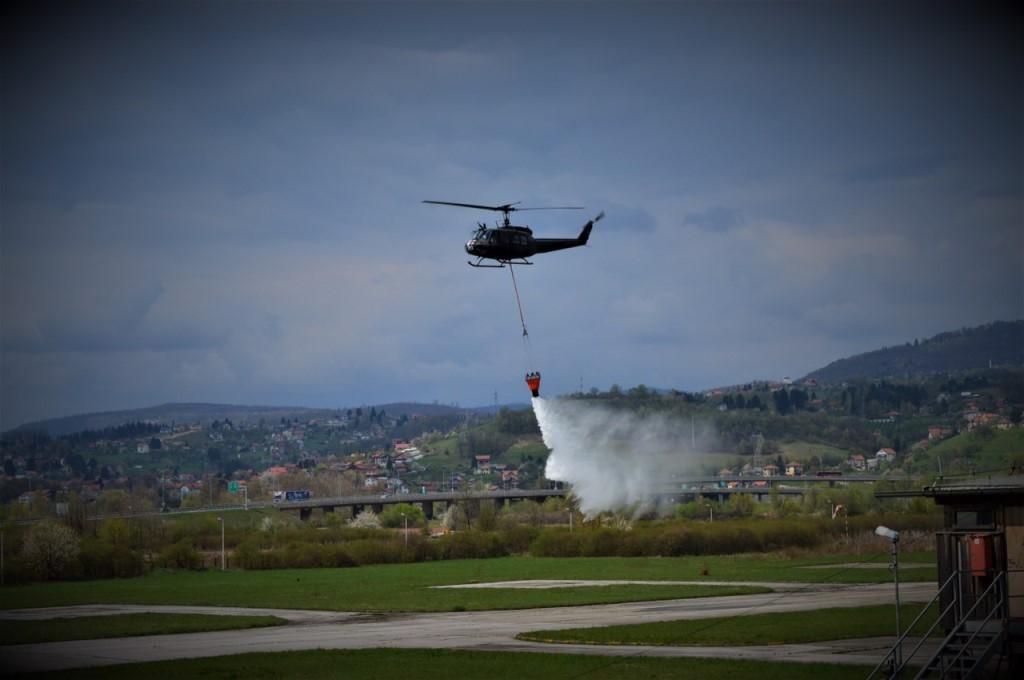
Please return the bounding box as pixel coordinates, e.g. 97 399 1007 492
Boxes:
6 401 484 438
467 402 532 415
804 320 1024 384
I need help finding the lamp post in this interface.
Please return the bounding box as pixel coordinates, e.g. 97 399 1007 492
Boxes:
876 525 901 669
402 512 408 548
217 517 225 571
705 503 714 522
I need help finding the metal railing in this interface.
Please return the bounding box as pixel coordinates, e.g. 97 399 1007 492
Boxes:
916 571 1006 680
867 570 960 680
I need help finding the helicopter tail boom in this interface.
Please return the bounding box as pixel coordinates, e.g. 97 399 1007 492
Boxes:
577 210 604 245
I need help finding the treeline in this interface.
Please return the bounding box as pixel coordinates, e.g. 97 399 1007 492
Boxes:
2 507 940 583
61 421 161 445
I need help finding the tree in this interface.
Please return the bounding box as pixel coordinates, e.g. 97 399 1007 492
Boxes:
772 389 791 415
726 492 756 517
379 503 426 528
439 504 469 531
349 509 382 529
98 518 132 547
22 520 80 580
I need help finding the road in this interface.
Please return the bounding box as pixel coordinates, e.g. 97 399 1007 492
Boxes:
0 581 936 674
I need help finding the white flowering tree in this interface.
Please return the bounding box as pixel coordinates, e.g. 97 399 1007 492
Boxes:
348 509 382 529
22 520 80 580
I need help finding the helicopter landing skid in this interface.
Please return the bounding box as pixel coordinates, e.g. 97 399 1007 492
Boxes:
467 258 534 268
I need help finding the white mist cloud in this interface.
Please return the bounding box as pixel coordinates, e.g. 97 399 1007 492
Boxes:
534 397 712 516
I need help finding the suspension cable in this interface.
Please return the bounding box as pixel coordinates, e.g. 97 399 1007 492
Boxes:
508 263 529 338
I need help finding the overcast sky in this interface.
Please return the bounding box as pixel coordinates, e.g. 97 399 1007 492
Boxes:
2 1 1021 429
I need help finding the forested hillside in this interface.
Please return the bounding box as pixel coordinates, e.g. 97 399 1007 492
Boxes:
804 320 1023 384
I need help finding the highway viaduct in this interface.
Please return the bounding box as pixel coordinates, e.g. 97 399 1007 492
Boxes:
18 474 880 524
268 485 808 521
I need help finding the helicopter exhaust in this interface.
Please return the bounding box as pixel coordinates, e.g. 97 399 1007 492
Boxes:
525 372 541 397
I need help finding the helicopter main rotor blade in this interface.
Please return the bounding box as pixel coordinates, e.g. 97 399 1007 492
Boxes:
423 200 520 212
423 200 583 213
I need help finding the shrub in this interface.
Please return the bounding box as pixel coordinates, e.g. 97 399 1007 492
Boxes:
156 539 202 570
344 538 409 565
530 528 583 557
499 524 540 554
79 539 144 579
435 531 508 560
234 537 281 570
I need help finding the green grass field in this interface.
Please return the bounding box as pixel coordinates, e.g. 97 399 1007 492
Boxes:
921 428 1024 473
8 648 875 680
0 613 285 645
777 440 853 465
0 553 934 613
518 603 939 646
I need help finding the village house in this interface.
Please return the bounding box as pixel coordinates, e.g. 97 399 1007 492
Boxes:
928 426 954 441
474 455 492 474
785 462 803 476
762 463 779 477
848 453 866 470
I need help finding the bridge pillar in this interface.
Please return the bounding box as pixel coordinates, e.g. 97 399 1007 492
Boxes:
299 507 312 521
351 504 364 518
420 501 433 520
494 498 505 511
372 503 384 514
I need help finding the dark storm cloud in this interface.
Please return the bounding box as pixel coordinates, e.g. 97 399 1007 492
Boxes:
839 155 948 184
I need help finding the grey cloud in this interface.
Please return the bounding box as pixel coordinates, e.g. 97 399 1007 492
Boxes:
839 154 946 183
682 206 745 233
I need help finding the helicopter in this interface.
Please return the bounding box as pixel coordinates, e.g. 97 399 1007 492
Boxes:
423 200 603 267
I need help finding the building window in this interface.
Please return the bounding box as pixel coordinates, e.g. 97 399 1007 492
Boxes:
954 508 995 529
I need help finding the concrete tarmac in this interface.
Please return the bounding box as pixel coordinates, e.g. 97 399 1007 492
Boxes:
0 581 936 674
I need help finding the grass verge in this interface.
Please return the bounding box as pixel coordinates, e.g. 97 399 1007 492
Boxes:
0 553 933 613
0 613 286 645
518 603 939 646
9 647 875 679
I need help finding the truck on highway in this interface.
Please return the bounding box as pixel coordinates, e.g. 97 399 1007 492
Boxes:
273 490 312 502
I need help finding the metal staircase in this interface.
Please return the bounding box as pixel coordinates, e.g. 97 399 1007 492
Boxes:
868 570 1007 680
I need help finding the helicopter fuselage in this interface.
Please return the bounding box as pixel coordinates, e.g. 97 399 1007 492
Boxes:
422 199 599 267
465 223 593 265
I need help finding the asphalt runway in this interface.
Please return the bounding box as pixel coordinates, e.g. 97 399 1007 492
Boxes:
0 581 937 674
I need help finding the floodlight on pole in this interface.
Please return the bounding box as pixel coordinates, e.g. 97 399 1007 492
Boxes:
876 525 901 669
875 525 899 542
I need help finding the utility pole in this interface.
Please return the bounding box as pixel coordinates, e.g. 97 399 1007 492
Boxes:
218 517 225 571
